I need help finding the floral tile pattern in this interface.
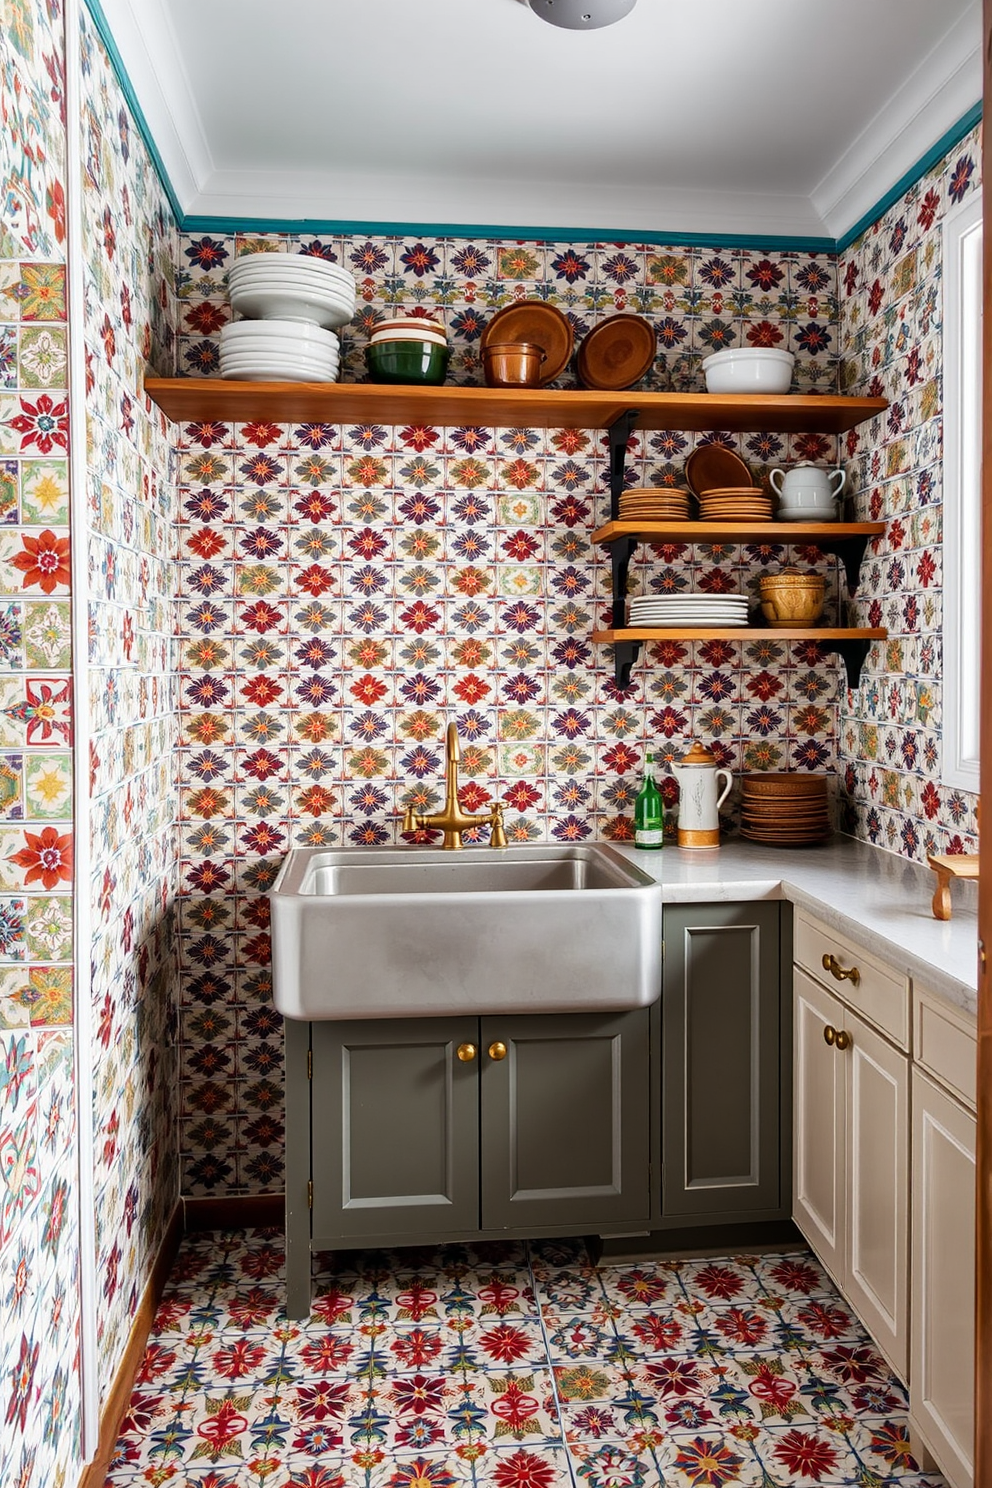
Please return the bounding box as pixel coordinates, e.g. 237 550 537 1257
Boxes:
0 4 82 1484
78 3 182 1404
839 123 982 859
104 1230 945 1488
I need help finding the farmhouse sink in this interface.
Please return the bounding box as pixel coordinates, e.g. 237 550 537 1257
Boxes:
269 844 662 1019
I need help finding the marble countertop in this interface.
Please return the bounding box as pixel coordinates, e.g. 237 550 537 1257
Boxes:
612 836 979 1017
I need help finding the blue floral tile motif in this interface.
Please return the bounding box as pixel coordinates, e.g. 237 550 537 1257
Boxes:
103 1232 946 1488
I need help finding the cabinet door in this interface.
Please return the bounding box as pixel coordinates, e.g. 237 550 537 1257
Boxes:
661 902 783 1218
310 1017 479 1243
480 1010 649 1230
843 1007 909 1379
911 1070 976 1488
793 969 845 1282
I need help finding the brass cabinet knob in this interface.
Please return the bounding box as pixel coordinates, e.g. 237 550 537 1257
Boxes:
823 1024 836 1046
822 951 860 986
456 1043 477 1062
488 1041 508 1061
835 1029 852 1052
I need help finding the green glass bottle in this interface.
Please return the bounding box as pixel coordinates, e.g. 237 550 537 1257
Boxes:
634 752 664 850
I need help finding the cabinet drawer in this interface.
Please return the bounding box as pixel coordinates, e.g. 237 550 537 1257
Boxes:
794 909 909 1049
913 986 977 1112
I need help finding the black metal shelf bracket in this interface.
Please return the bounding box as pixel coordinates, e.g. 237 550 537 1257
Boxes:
607 409 640 521
606 409 642 687
612 639 643 691
814 533 872 595
826 638 873 689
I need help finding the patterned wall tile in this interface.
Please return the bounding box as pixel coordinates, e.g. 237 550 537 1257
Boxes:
838 124 981 858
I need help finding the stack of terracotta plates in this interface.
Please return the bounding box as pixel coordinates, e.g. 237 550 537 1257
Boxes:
698 486 774 520
618 487 693 522
740 773 831 846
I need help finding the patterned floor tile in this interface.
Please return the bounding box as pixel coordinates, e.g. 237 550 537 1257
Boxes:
102 1234 946 1488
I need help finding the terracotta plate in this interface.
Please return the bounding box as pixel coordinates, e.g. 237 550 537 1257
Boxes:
480 302 574 385
577 314 656 390
685 445 753 497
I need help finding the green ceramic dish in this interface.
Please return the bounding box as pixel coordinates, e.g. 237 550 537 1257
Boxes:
366 340 449 385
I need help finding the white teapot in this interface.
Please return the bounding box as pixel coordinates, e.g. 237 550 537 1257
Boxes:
769 462 846 521
671 741 733 849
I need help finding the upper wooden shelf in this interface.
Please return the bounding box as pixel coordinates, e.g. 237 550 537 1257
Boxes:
144 378 887 434
592 519 886 545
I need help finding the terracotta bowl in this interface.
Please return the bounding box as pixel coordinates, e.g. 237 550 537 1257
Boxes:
482 342 546 388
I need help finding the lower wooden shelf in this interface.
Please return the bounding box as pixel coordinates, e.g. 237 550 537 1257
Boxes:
592 627 885 642
592 626 887 690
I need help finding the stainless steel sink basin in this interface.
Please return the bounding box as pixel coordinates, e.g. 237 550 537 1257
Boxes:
270 844 662 1019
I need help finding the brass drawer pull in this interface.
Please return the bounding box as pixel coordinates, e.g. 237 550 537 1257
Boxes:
835 1029 852 1052
823 1024 836 1046
822 951 860 986
456 1043 477 1062
488 1041 507 1061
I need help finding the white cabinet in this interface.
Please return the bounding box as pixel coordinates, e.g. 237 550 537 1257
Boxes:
909 988 976 1488
793 964 909 1378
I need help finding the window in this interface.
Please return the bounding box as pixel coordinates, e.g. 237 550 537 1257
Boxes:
941 190 982 793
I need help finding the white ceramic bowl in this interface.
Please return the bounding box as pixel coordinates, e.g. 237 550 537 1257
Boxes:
220 346 339 367
219 358 340 384
775 505 841 523
369 325 447 347
220 357 340 380
229 253 355 285
220 342 339 366
229 285 355 329
701 347 795 394
221 319 340 350
227 273 357 303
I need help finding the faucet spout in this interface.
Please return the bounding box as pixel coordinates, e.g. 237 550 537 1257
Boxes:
401 723 506 850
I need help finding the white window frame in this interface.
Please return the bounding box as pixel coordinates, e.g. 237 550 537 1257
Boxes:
941 190 982 793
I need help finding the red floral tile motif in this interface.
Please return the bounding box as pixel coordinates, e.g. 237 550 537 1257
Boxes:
10 529 70 593
104 1235 928 1488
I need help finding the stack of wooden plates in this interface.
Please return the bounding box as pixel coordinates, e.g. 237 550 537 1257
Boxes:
618 487 693 522
740 773 831 846
698 486 774 521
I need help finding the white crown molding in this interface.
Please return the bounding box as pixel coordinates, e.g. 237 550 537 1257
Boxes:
190 167 830 241
812 2 982 241
95 0 212 210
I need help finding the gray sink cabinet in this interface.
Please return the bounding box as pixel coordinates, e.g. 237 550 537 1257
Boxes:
652 901 791 1229
283 899 791 1315
285 1008 650 1316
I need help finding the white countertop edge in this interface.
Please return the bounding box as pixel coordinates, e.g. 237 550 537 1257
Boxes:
611 836 979 1019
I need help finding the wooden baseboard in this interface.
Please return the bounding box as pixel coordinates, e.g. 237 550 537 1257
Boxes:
183 1192 285 1231
77 1202 183 1488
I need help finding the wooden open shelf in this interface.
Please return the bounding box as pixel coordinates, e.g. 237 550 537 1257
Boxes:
592 519 886 545
144 378 887 434
593 625 886 689
592 627 886 643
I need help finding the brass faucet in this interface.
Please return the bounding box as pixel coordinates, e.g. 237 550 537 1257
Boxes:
402 723 507 850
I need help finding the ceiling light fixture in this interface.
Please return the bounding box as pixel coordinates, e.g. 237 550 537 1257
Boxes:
526 0 637 29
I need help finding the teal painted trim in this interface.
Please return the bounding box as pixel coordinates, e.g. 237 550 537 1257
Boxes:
81 0 183 224
179 215 836 254
835 100 983 254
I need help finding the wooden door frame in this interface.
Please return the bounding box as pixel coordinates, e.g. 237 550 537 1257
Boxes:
978 4 992 1480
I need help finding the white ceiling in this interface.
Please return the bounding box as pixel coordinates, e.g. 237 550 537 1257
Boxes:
101 0 982 241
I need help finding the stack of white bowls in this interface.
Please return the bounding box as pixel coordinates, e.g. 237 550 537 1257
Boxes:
222 252 357 382
219 319 340 384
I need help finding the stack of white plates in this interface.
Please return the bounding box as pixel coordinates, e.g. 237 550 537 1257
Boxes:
219 319 340 383
628 593 751 628
227 252 357 331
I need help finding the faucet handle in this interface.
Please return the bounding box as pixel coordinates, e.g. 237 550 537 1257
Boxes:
401 804 418 834
490 802 507 849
